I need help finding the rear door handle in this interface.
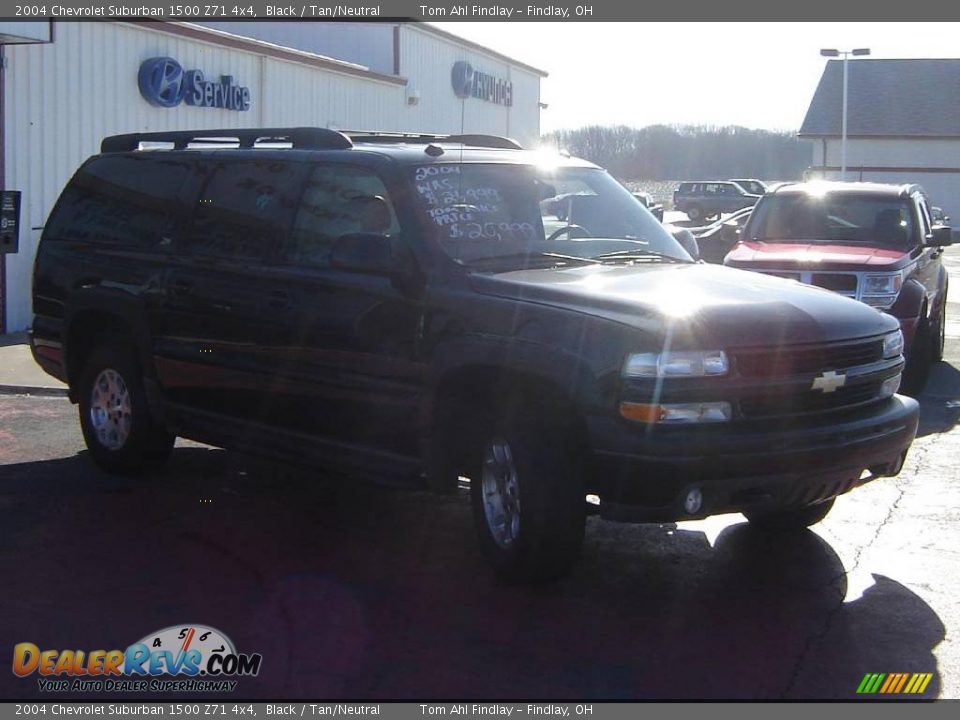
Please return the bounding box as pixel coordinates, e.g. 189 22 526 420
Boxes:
269 289 291 309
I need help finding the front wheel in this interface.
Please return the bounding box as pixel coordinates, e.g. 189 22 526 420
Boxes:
468 409 586 583
744 499 835 531
78 343 174 474
902 318 933 397
932 303 947 362
686 206 703 222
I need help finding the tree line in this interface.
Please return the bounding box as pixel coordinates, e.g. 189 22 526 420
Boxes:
541 124 813 181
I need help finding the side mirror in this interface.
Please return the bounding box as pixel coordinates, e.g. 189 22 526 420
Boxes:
930 226 953 247
330 233 396 274
671 227 700 261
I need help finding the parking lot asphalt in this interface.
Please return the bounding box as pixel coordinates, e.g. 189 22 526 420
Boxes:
1 249 959 700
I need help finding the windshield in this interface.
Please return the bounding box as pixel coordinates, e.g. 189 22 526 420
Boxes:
410 164 691 269
744 193 918 247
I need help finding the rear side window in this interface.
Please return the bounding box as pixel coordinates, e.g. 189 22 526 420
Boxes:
45 155 192 248
184 159 303 261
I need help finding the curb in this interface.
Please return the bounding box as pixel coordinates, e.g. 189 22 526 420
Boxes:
0 384 69 397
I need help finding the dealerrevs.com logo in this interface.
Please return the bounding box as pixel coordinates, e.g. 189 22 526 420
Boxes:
13 625 262 693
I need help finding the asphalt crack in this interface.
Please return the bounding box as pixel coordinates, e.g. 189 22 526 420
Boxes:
780 438 936 698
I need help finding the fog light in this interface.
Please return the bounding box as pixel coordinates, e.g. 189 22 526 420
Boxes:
880 374 901 399
684 488 703 515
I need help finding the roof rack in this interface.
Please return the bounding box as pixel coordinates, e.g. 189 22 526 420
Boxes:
100 127 354 153
343 130 522 150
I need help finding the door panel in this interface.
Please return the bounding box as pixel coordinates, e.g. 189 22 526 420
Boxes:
154 158 305 422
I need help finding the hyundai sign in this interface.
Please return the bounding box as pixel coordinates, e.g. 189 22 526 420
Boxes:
451 61 513 107
138 57 251 112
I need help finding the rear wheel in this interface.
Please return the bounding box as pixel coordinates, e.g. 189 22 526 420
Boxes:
467 405 586 583
78 343 174 474
744 498 835 531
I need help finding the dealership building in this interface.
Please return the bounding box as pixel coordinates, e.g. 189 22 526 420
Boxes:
801 58 960 218
0 20 547 333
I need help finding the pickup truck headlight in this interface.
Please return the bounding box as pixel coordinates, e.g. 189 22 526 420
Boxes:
883 330 904 359
862 272 903 309
622 350 729 378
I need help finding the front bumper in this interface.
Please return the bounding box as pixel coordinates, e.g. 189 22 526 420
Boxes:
588 395 919 522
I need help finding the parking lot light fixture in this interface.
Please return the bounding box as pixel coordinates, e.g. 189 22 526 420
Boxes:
820 47 871 180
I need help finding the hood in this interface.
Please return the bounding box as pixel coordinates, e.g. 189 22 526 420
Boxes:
725 241 910 270
469 262 898 348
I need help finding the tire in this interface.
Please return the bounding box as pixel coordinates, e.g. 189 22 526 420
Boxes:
686 205 703 222
467 405 586 583
78 343 174 474
744 498 835 532
902 318 933 397
932 302 946 362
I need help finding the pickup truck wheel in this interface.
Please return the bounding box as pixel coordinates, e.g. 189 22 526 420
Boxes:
932 303 946 362
469 409 586 583
744 498 835 531
78 343 174 474
686 206 703 222
902 318 932 397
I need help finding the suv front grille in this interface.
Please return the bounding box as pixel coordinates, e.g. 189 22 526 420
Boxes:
739 379 883 419
730 337 892 421
733 338 884 378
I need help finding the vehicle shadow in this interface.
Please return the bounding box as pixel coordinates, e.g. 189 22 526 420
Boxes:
916 360 960 437
0 449 945 701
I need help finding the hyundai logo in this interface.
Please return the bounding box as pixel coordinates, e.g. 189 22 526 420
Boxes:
138 57 185 108
450 61 474 100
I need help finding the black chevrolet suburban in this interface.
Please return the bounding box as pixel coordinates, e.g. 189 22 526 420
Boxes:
31 128 919 582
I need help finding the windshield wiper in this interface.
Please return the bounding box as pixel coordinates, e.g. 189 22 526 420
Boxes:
465 252 601 269
590 249 688 264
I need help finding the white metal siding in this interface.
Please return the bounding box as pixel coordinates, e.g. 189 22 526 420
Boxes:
398 24 541 147
824 137 960 168
815 137 960 218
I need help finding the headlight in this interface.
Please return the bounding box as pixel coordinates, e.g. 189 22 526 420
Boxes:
883 330 905 359
862 272 903 309
623 350 729 378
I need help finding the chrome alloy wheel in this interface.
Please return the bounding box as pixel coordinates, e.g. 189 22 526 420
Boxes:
89 369 132 451
481 438 521 548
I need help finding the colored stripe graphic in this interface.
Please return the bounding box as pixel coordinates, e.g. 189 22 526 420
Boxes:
857 672 933 694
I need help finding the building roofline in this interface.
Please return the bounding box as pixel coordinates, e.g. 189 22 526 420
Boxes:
128 20 409 87
798 132 960 140
414 23 548 77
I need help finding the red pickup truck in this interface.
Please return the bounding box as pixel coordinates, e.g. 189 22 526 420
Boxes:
725 181 951 394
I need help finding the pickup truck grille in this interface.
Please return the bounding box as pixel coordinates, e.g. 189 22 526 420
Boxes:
756 270 860 299
733 338 884 378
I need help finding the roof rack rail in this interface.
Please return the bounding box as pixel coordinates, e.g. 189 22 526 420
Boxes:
343 130 522 150
100 127 353 153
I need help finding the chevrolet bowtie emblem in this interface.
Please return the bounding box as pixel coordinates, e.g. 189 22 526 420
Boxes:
812 370 846 393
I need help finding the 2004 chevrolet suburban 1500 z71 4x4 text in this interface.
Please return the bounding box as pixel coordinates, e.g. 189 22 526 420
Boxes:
31 128 919 581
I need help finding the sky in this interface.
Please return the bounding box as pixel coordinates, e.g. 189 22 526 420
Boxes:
431 22 960 135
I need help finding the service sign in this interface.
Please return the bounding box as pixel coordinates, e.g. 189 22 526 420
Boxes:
138 57 252 112
1 190 21 254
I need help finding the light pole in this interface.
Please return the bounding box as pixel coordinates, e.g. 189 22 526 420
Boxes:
820 48 870 180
